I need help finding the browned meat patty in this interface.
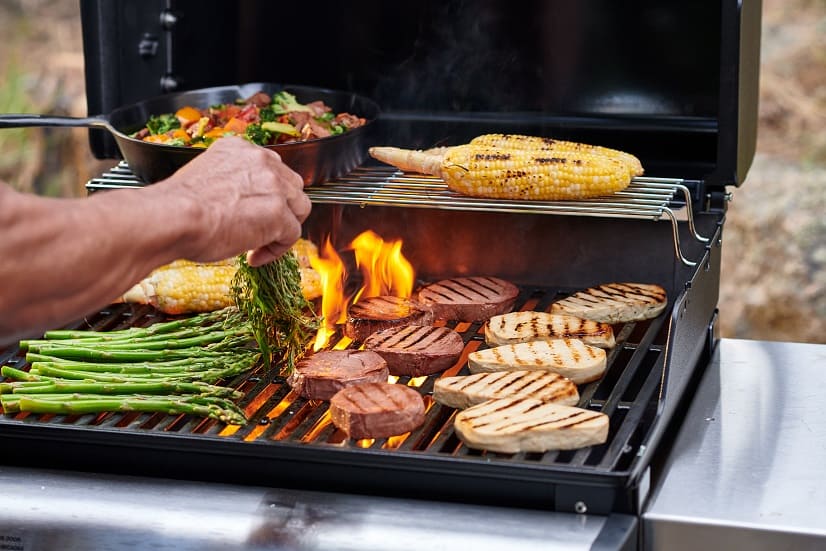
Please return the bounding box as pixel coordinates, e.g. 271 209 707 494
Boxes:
417 276 519 322
329 382 426 439
363 325 465 377
344 296 434 341
287 350 389 400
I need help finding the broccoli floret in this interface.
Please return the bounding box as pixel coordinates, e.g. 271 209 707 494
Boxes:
244 123 272 145
316 112 335 122
145 113 180 135
259 104 279 123
269 91 311 115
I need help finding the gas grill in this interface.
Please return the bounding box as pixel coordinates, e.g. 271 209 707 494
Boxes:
0 0 770 549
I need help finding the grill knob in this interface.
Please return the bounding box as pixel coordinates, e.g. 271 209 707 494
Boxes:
137 33 159 58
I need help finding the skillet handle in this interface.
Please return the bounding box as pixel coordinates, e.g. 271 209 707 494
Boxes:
0 114 113 131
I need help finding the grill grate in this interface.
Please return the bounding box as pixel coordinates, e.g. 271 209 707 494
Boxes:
0 285 668 488
87 163 708 266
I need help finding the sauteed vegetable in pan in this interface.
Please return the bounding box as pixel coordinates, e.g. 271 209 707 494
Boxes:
0 83 379 184
133 90 367 148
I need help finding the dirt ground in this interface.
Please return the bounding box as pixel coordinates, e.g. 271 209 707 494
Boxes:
1 0 823 343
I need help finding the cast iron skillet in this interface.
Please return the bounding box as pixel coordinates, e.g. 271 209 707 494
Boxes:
0 83 380 185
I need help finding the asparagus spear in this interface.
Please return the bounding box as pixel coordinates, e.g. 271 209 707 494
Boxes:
2 394 247 424
2 308 258 424
42 308 240 340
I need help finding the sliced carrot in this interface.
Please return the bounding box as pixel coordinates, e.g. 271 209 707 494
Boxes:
175 106 202 125
172 129 191 143
223 117 249 134
204 127 228 140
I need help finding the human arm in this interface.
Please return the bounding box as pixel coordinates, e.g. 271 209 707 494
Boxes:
0 136 310 344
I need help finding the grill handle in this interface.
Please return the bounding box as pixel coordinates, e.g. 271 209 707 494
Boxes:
0 114 114 132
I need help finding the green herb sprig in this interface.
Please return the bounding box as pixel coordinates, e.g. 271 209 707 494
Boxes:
231 251 319 375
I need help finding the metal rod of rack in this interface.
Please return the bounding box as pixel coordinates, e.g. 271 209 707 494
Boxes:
86 163 706 266
306 168 705 266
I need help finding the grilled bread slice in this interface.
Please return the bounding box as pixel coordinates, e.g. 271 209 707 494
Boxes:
454 398 609 453
467 339 606 384
434 370 579 410
485 311 615 349
550 283 667 323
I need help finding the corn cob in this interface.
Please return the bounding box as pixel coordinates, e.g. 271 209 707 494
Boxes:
120 240 323 315
368 146 445 176
469 133 644 177
122 261 238 315
440 144 632 200
369 137 639 200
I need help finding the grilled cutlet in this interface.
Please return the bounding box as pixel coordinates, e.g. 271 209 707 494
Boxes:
434 370 579 410
550 282 667 323
485 311 615 349
467 339 607 384
454 398 609 454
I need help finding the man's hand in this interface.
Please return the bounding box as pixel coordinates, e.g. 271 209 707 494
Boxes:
156 136 312 266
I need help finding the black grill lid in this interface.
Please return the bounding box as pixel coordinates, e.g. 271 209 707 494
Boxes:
81 0 761 187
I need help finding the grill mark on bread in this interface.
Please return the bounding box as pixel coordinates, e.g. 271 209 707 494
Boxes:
486 311 616 347
468 338 607 384
468 399 544 429
497 370 537 389
511 409 601 433
607 283 665 302
551 283 667 324
549 386 578 403
434 372 580 411
454 397 609 452
556 411 604 429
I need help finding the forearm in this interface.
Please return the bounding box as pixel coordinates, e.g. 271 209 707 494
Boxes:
0 136 310 345
0 183 199 344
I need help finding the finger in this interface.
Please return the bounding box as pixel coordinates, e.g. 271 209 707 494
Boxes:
246 243 292 268
289 191 312 223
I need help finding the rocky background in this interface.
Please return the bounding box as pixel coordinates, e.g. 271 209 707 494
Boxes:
1 0 823 343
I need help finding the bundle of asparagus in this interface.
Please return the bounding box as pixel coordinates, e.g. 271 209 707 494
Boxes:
2 246 319 425
0 308 256 424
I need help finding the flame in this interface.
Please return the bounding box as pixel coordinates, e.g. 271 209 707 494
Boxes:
309 231 414 350
309 238 348 351
351 230 414 303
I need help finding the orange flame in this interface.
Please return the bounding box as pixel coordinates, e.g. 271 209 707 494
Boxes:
309 238 348 351
309 231 414 350
351 230 414 303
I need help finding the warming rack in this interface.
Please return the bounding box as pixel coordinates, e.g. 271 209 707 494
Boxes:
86 163 709 266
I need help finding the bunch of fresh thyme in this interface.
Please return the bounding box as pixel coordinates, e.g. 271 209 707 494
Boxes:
231 251 319 375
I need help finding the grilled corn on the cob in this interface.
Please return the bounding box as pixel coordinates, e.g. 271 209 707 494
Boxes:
121 260 237 315
444 145 631 200
469 133 644 177
369 135 638 200
120 240 323 314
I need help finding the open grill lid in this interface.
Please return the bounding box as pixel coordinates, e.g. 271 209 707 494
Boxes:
81 0 760 188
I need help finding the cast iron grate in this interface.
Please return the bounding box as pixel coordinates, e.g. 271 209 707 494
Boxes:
0 284 668 477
